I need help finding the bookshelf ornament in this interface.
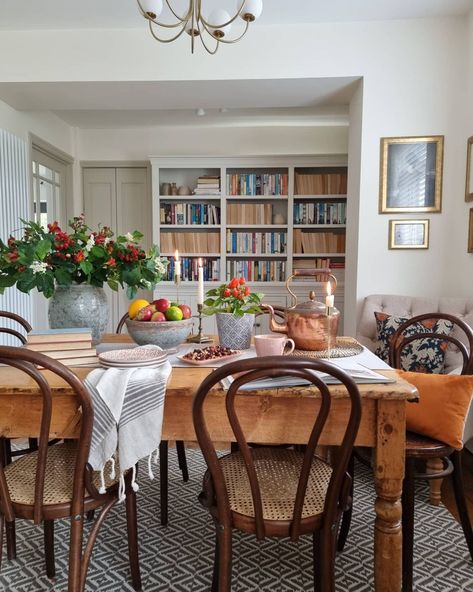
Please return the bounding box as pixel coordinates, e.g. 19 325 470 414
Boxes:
137 0 263 54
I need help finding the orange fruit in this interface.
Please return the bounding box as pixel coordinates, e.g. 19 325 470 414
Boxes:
128 299 150 320
165 305 184 321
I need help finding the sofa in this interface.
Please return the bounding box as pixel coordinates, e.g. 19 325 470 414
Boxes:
357 294 473 451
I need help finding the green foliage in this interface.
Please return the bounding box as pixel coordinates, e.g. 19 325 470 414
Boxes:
0 215 168 299
202 277 264 317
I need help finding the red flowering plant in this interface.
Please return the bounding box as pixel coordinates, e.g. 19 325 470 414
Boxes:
203 277 264 317
0 215 168 299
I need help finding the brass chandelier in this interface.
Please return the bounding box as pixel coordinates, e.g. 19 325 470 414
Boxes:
136 1 263 54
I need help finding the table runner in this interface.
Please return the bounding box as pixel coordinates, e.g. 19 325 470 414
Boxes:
84 360 172 500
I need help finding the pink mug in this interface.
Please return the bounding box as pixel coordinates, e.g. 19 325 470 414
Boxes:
254 334 296 357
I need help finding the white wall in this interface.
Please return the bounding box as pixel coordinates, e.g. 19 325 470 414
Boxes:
0 16 470 328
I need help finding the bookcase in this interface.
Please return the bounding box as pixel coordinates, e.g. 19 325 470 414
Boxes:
150 156 348 334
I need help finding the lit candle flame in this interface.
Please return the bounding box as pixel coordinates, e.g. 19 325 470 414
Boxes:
174 250 179 262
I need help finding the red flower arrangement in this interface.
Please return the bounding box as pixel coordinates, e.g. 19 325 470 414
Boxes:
0 215 167 299
203 276 263 317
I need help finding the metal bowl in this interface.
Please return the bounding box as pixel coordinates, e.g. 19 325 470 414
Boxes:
125 317 193 350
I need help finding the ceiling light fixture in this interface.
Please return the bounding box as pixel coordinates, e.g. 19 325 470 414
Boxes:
137 1 263 55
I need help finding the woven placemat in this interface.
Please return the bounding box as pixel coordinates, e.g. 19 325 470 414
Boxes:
290 336 363 359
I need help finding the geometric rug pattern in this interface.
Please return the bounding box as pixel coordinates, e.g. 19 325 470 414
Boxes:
1 451 472 591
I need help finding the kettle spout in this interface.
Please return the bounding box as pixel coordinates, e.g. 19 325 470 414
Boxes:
261 303 287 334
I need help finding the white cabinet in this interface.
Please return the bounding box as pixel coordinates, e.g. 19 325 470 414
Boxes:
83 166 152 332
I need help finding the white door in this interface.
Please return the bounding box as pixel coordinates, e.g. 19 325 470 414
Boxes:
83 166 152 332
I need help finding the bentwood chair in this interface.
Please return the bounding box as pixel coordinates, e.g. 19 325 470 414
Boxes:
116 311 189 525
0 347 141 592
193 356 362 592
338 312 473 592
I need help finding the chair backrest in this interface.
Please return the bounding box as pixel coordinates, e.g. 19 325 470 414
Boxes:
116 313 129 334
193 356 362 541
0 347 94 524
0 310 32 345
388 312 473 376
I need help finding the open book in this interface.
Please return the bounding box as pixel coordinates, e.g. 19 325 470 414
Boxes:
220 360 395 391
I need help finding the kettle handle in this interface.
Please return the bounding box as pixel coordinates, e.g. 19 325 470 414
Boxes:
286 268 337 308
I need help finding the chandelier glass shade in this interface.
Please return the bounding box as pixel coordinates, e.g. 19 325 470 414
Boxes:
137 0 263 54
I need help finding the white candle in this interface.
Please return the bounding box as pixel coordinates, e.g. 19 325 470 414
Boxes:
197 258 204 305
326 281 334 309
174 250 181 279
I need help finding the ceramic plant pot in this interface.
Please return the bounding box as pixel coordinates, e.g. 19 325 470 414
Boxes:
48 284 108 345
216 312 255 350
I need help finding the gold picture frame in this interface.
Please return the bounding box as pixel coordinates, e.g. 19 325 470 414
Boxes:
468 209 473 253
465 136 473 202
379 136 444 213
389 219 429 250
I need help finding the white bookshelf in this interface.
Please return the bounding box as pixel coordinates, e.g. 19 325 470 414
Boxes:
150 156 348 333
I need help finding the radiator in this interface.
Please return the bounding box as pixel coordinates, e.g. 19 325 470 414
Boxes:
0 129 33 345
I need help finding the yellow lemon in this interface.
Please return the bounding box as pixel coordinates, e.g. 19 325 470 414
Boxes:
128 299 150 320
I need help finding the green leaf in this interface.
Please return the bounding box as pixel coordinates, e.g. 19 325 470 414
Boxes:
108 278 119 291
16 271 36 293
91 245 105 258
0 274 17 288
204 298 216 306
80 260 93 276
122 267 141 286
132 230 143 241
127 285 137 299
54 268 71 286
201 307 218 316
35 239 52 260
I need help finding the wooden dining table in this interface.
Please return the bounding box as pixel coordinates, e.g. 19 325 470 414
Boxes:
0 335 418 592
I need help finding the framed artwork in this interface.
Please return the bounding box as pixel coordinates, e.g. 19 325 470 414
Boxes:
468 209 473 253
389 219 429 250
465 136 473 202
379 136 444 213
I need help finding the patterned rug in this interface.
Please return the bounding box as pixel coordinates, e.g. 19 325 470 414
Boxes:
1 451 472 591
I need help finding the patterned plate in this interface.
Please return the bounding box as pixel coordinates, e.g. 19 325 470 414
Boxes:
98 347 167 364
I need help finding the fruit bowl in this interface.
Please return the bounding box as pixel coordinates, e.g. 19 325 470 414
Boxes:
125 317 193 350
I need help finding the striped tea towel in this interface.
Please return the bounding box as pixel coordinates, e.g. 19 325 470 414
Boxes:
84 360 172 500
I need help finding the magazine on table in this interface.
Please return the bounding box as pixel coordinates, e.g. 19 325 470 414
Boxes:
220 360 395 391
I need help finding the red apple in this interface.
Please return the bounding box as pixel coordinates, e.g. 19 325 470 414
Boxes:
178 304 192 319
153 298 170 313
151 311 166 322
135 305 155 321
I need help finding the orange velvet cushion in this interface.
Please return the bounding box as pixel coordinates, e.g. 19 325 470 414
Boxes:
398 371 473 449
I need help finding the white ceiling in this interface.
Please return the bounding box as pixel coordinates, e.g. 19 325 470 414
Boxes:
0 78 358 128
0 0 471 30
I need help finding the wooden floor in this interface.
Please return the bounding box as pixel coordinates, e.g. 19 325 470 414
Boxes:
442 448 473 521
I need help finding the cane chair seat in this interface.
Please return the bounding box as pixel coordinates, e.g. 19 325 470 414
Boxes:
219 448 332 521
4 443 119 506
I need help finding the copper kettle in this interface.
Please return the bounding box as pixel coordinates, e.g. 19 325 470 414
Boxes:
263 269 339 351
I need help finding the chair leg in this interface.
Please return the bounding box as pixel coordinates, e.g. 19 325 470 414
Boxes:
337 454 354 552
320 527 336 592
68 514 84 592
44 520 56 578
159 440 169 527
176 440 189 482
0 513 4 571
2 439 12 465
125 490 142 591
402 457 416 592
451 450 473 560
426 457 444 506
5 520 16 560
215 525 232 592
211 530 220 592
313 531 322 592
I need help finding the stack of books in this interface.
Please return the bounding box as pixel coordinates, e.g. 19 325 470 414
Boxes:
26 328 98 367
193 175 220 195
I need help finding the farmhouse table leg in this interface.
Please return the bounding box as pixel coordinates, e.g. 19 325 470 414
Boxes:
374 399 405 592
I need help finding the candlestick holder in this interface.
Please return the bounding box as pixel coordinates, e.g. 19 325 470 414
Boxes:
326 306 332 359
174 273 181 303
187 303 213 344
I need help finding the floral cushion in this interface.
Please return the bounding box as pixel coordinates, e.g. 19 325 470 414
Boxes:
374 312 454 373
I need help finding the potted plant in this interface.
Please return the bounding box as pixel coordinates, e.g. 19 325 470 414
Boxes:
203 277 264 349
0 215 168 343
